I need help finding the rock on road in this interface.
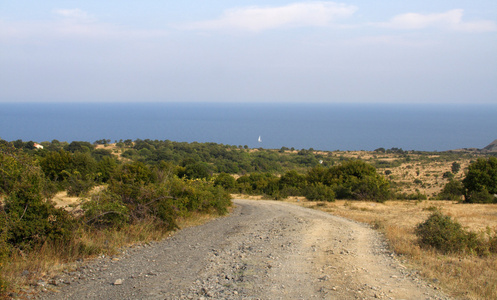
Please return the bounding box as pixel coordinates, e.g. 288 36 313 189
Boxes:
41 199 449 299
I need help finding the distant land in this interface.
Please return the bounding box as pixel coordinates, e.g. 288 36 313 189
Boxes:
451 139 497 153
483 139 497 152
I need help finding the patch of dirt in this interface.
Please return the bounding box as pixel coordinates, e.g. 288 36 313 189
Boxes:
52 191 81 211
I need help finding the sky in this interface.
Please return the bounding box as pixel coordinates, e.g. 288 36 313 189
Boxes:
0 1 496 103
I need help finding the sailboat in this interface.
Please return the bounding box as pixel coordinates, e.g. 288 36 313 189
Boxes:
258 136 262 143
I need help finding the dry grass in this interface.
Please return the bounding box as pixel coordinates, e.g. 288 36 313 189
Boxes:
287 198 497 299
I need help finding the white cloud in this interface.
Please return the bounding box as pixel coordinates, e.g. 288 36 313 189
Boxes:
380 9 497 32
0 8 168 41
182 1 357 32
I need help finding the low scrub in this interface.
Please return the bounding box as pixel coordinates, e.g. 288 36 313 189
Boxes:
416 212 497 255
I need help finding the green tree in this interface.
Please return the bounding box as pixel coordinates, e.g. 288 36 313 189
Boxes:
463 157 497 203
279 170 306 189
96 156 119 183
179 162 211 180
39 150 73 182
64 141 94 153
442 171 454 180
214 173 237 191
308 160 390 202
451 162 461 174
437 180 464 201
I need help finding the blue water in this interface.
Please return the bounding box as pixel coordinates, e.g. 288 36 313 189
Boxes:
1 102 496 151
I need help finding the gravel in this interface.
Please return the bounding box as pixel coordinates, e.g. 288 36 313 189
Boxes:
37 199 450 300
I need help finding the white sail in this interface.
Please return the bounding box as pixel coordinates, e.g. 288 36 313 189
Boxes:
258 136 262 143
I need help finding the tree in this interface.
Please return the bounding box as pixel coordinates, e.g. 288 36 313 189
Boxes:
306 160 390 202
214 173 237 191
279 170 306 189
451 162 461 174
124 139 133 147
442 171 454 180
64 141 94 153
437 180 464 201
39 150 73 182
94 139 111 145
462 157 497 203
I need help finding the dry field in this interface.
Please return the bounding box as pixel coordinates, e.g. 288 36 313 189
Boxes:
287 197 497 299
326 150 477 198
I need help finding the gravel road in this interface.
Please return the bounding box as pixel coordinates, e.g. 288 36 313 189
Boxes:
40 199 449 299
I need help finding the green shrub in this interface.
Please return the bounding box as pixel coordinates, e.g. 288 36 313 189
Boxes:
395 191 427 201
66 172 95 197
82 191 130 228
1 144 75 251
463 157 497 203
5 193 75 251
214 173 237 192
442 171 454 180
437 180 464 201
465 189 496 204
415 212 469 253
306 160 390 202
304 183 335 202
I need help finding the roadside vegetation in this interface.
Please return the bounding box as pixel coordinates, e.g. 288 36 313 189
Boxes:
1 138 496 299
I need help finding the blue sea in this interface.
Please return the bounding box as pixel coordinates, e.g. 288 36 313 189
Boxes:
1 102 496 151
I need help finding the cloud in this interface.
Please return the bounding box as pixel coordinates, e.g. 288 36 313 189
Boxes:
379 9 497 32
0 8 168 41
182 1 357 32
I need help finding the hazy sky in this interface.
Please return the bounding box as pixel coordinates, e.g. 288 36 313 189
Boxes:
1 1 496 103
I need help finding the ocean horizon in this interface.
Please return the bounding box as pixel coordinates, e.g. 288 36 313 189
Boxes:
1 102 496 152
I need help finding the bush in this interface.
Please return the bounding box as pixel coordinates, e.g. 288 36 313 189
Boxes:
415 212 497 255
214 173 237 192
465 189 495 204
437 180 464 201
1 144 75 251
0 212 10 277
304 183 335 202
235 173 280 197
5 192 76 251
306 160 390 202
415 212 469 253
442 171 454 180
463 157 497 203
82 191 130 228
395 191 427 201
66 172 95 197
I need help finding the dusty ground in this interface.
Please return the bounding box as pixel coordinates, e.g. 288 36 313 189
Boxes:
40 199 448 300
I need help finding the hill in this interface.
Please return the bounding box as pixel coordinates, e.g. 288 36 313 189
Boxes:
483 139 497 152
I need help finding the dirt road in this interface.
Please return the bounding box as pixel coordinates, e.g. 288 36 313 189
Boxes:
41 199 449 299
